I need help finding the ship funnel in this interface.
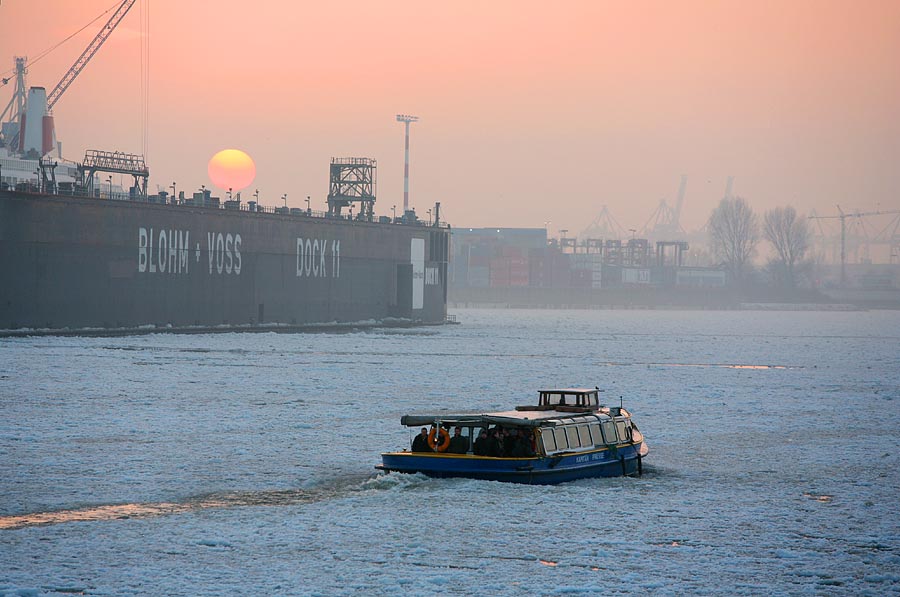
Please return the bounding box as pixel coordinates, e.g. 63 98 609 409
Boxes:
23 87 50 156
42 115 56 156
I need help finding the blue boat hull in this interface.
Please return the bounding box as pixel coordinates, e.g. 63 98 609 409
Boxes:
378 442 648 485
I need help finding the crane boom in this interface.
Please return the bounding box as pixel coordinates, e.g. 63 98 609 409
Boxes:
809 209 899 220
808 207 900 285
46 0 137 110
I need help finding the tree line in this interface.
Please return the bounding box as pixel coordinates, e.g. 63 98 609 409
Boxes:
707 197 811 289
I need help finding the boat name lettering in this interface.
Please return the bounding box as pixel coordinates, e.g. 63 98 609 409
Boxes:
207 232 242 275
138 227 191 275
296 237 340 278
575 453 605 464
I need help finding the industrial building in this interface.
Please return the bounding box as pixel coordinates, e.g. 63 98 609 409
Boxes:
451 228 726 290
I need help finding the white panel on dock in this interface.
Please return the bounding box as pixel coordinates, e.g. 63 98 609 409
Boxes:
411 238 425 310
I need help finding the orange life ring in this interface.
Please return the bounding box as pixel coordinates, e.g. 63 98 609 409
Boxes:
428 427 451 452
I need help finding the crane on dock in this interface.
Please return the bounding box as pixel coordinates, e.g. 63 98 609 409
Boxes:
2 0 138 152
47 0 138 110
809 207 900 285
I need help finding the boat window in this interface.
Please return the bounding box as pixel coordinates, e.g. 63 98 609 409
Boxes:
553 428 568 450
462 427 473 451
601 420 618 444
586 392 598 406
565 426 580 448
541 430 557 453
589 423 603 445
615 420 628 442
577 424 592 446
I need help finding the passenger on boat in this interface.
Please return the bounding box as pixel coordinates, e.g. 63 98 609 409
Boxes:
501 428 513 456
447 427 468 454
473 429 489 455
485 429 503 457
510 429 535 457
411 427 430 452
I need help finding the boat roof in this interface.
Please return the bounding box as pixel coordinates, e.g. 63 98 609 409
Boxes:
400 408 618 428
539 388 599 394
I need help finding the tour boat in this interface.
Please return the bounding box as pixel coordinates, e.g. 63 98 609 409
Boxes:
377 388 649 484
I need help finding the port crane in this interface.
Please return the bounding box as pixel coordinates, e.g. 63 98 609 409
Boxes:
48 0 138 110
2 0 138 151
809 207 900 285
639 175 688 238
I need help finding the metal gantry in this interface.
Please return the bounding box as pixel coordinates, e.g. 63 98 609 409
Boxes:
79 149 149 198
326 157 377 220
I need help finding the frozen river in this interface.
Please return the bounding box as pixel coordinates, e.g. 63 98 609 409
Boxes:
1 309 899 595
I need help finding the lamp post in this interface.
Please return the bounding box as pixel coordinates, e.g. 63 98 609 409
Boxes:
392 205 396 221
253 189 259 204
170 182 176 204
629 228 636 241
427 208 432 225
282 193 287 208
306 196 311 214
107 175 113 199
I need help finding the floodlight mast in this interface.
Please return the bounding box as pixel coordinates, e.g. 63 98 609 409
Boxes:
396 114 418 214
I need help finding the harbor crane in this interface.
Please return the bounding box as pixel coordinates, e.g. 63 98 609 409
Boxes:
640 175 688 238
581 205 627 240
809 207 900 285
3 0 138 151
47 0 138 111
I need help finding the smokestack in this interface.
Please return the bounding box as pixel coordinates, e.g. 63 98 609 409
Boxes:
23 87 49 156
42 115 55 156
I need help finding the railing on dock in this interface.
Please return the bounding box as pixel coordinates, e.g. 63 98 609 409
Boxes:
3 183 450 228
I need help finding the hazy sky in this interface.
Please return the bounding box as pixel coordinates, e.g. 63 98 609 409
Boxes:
2 0 898 235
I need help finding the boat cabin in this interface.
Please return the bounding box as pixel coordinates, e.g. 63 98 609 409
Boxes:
538 388 600 409
515 388 601 412
398 404 637 458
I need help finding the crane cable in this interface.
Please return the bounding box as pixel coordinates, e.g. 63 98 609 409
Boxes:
139 0 150 159
0 0 122 82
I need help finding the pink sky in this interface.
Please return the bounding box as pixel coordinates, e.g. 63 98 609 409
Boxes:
2 0 898 235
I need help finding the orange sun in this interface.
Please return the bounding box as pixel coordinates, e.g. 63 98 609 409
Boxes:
208 149 256 191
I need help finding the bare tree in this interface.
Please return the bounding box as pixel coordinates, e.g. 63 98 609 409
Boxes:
707 196 759 283
763 206 810 288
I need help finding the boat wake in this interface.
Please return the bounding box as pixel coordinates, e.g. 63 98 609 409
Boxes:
0 473 408 531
